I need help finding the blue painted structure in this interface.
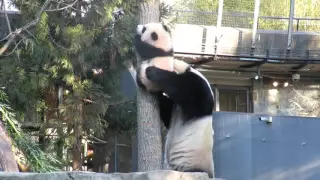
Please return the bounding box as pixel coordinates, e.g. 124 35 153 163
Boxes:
213 111 320 180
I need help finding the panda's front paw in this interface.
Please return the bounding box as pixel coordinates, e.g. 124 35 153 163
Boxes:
146 66 175 82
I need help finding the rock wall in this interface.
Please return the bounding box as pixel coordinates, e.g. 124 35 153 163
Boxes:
253 80 320 117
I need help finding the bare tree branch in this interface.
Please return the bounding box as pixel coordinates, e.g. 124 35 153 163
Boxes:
2 38 24 56
0 33 12 42
0 0 88 57
45 0 78 12
0 0 52 56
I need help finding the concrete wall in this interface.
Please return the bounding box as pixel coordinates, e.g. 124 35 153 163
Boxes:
253 80 320 117
172 24 320 59
0 171 221 180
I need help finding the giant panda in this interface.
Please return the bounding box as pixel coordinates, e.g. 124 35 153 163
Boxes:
134 22 215 178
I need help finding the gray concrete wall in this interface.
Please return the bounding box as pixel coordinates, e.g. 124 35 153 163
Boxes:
172 24 320 59
253 80 320 117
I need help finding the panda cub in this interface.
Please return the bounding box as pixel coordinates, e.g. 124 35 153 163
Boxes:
134 22 215 178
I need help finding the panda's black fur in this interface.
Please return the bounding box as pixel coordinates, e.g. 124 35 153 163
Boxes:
134 22 215 178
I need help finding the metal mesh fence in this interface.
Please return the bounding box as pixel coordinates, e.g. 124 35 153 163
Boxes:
171 0 320 60
174 10 217 26
257 0 290 30
172 0 320 32
222 0 254 29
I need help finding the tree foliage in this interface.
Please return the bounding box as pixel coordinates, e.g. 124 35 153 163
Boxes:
0 90 60 172
0 0 141 170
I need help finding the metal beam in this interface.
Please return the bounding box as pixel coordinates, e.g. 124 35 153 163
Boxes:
239 61 266 68
290 63 308 73
174 52 320 64
198 66 320 79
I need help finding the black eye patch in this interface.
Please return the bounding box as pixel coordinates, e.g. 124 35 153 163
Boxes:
142 27 146 33
151 32 158 41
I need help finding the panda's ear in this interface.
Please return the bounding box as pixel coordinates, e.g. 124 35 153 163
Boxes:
162 24 170 33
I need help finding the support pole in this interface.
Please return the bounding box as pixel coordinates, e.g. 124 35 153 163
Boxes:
251 0 260 48
215 0 224 54
287 0 295 50
216 0 224 29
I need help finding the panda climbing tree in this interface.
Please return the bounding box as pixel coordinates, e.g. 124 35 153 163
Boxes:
134 22 215 178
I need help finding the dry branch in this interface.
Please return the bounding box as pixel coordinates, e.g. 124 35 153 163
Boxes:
0 0 78 56
45 0 78 12
0 0 52 56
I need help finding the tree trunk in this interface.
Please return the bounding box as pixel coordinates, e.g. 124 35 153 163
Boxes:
72 103 83 171
0 121 19 172
136 0 162 172
72 123 83 171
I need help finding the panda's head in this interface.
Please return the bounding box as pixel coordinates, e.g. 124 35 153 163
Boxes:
134 23 173 60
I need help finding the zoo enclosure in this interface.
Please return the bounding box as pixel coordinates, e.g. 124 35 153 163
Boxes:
171 0 320 62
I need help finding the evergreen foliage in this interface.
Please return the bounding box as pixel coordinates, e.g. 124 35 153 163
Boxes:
1 0 142 170
0 89 61 172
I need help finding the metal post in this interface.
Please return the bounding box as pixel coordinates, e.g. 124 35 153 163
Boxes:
215 0 224 51
114 135 118 172
215 88 220 112
216 0 224 29
252 0 260 48
287 0 295 50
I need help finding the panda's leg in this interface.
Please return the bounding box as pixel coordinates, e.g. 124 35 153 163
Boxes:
157 92 174 129
136 64 147 90
145 66 213 119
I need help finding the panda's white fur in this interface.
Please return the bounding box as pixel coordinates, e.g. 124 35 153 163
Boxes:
134 22 215 178
136 23 173 53
164 106 214 177
138 56 175 92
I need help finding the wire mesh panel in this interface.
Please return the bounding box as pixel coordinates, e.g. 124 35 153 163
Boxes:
258 0 291 31
222 0 255 29
173 10 217 26
172 0 218 26
294 0 320 32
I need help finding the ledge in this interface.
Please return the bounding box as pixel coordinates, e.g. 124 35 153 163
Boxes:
0 170 224 180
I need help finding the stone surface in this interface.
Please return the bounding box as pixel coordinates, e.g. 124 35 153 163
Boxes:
0 171 224 180
253 81 320 117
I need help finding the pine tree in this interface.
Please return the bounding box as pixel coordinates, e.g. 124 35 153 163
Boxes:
1 0 141 171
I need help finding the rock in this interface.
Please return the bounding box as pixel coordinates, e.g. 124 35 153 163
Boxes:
0 170 223 180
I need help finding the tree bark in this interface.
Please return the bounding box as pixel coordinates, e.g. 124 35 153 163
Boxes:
72 103 83 171
0 121 19 172
136 0 162 171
